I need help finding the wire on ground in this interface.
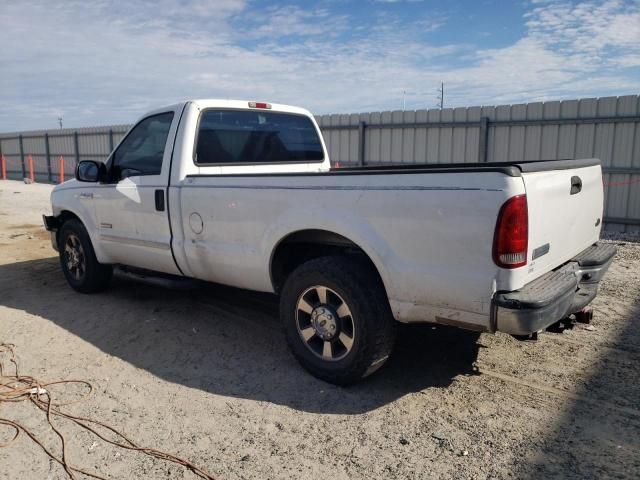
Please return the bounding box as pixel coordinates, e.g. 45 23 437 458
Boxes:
0 343 217 480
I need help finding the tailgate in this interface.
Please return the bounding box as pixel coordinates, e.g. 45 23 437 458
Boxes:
520 161 603 283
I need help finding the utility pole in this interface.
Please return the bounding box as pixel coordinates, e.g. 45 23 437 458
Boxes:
58 116 63 129
438 82 444 109
402 90 406 110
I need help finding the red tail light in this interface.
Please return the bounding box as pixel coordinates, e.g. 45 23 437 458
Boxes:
493 195 528 269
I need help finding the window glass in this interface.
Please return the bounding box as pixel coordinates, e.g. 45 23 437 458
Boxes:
112 112 174 178
196 110 324 164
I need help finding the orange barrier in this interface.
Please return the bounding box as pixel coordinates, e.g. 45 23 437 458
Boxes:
58 156 65 183
28 154 35 182
1 155 6 180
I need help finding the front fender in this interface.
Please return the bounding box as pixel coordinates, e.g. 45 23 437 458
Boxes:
50 184 108 263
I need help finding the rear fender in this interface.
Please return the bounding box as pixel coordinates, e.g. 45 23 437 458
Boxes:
263 205 397 300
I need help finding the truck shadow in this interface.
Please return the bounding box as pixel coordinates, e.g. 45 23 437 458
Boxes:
0 257 481 415
521 281 640 478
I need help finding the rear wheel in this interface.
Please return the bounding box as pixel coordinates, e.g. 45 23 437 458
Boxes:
59 219 112 293
280 255 396 385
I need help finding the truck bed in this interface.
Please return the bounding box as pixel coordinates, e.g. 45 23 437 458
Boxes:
329 158 600 176
186 158 601 179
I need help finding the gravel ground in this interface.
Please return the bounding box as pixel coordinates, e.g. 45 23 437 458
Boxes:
0 180 639 480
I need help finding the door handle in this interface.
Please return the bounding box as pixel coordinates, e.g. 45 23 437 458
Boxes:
155 189 165 211
79 192 93 199
570 176 582 195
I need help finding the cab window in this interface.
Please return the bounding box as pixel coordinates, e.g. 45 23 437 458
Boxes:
195 109 324 164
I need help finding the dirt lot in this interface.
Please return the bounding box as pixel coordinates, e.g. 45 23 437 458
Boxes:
0 180 639 480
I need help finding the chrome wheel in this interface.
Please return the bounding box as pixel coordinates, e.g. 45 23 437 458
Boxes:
64 233 85 281
295 285 355 361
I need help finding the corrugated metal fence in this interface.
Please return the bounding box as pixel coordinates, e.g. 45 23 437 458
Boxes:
1 95 639 231
317 95 640 232
0 125 130 184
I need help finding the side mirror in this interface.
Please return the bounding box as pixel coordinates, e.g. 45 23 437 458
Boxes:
76 160 104 182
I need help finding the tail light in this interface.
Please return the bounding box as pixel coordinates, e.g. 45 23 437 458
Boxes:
493 194 528 268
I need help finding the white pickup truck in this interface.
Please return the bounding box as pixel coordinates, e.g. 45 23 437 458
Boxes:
44 99 616 384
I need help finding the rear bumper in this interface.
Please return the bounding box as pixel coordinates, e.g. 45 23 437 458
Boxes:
492 242 616 335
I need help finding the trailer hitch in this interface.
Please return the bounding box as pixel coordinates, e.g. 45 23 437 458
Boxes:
574 307 594 324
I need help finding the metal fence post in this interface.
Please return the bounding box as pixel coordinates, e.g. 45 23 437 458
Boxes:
358 121 366 166
74 131 80 166
477 117 489 163
44 133 53 183
18 134 26 178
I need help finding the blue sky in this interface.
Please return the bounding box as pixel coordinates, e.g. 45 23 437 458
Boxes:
0 0 639 132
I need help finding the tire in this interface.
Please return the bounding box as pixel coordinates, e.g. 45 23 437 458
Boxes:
280 255 396 385
58 219 112 293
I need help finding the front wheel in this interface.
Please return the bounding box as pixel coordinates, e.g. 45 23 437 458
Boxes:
59 219 112 293
280 255 396 385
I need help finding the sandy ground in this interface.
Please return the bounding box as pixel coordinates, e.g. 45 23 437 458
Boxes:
0 179 639 480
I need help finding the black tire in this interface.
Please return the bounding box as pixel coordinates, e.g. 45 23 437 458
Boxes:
58 219 112 293
280 255 396 385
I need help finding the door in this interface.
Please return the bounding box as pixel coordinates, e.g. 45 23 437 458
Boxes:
93 111 181 275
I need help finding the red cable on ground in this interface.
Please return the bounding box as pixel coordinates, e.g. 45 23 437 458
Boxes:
0 343 218 480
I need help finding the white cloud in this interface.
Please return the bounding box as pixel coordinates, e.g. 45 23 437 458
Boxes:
0 0 638 132
525 0 640 63
246 6 348 38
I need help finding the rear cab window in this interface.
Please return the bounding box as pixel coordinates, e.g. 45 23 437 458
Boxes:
195 109 324 165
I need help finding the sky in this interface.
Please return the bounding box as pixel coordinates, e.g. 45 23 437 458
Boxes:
0 0 639 132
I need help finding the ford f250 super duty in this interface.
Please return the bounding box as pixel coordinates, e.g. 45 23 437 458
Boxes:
44 99 616 384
